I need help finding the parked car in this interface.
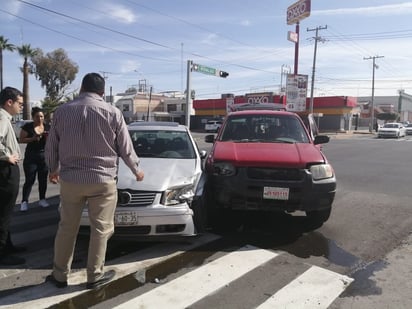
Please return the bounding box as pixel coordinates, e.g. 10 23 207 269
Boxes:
204 110 336 230
405 123 412 135
377 122 406 138
80 122 208 239
204 120 223 132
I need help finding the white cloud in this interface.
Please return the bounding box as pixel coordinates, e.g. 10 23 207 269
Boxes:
102 3 137 24
313 2 412 17
240 19 251 26
2 1 22 20
201 33 218 45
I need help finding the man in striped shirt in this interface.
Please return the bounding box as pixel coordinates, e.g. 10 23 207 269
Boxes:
45 73 144 289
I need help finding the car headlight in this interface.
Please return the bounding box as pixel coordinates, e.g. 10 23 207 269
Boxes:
309 164 334 180
212 162 236 176
163 184 195 206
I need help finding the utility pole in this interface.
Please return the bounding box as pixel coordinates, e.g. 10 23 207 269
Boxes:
307 25 327 114
99 71 114 102
364 55 384 132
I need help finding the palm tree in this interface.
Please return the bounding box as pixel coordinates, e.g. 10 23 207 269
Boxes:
17 44 38 120
0 36 16 91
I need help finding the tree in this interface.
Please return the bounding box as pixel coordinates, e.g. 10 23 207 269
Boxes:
376 112 399 122
17 44 38 120
32 48 79 109
0 36 16 91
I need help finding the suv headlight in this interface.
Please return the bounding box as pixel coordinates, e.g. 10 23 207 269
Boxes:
309 164 334 180
163 184 195 206
212 162 236 176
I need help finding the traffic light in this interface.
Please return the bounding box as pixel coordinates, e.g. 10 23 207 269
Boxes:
219 70 229 78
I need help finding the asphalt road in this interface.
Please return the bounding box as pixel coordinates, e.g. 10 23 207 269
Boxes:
1 133 412 308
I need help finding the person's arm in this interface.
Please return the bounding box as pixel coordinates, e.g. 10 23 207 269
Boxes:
0 119 17 163
19 125 41 144
115 113 144 181
45 113 60 181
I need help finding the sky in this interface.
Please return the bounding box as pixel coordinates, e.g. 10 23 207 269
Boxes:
1 0 412 103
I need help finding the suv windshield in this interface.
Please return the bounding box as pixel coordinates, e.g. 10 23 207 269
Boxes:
220 114 310 143
129 130 196 159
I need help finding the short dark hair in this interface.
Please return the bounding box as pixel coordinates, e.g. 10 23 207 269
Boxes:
31 106 44 118
81 73 105 94
0 87 23 106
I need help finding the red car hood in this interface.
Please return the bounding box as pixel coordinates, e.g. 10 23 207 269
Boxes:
211 141 325 168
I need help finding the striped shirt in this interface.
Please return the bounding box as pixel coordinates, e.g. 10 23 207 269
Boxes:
0 107 21 162
45 92 140 184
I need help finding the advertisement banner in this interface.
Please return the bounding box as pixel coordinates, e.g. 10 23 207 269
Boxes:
226 97 235 113
286 74 308 112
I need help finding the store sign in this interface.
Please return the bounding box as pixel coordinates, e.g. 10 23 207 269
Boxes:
245 93 273 104
286 74 308 112
226 98 235 113
287 0 311 25
287 31 298 43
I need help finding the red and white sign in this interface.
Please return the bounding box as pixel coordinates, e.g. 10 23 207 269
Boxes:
286 74 308 112
287 0 311 25
287 31 298 43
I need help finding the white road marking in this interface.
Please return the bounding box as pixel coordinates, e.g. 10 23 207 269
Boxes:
256 265 354 309
114 245 279 309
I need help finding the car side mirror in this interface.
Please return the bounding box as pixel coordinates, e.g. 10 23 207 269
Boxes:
314 135 330 145
199 150 207 159
204 134 215 143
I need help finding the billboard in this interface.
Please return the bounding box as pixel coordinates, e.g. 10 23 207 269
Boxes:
287 0 311 25
286 74 308 112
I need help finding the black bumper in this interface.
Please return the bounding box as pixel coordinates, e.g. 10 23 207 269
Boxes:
207 167 336 212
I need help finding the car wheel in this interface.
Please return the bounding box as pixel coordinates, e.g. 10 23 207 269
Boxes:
305 207 331 230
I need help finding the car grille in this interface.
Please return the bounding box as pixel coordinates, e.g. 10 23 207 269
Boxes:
247 167 303 181
117 190 157 207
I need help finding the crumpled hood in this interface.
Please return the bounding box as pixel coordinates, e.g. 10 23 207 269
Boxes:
212 141 326 168
117 158 199 191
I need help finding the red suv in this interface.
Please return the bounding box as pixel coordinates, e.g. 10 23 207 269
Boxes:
204 110 336 229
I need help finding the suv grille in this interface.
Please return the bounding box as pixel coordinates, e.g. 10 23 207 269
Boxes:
117 190 157 207
247 167 303 181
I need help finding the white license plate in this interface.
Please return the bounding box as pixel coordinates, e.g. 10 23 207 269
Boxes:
114 212 138 226
263 187 289 200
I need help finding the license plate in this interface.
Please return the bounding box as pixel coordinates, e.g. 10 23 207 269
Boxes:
114 212 138 226
263 187 289 200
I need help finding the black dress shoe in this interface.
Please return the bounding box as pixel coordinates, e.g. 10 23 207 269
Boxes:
86 270 116 289
45 274 68 288
0 254 26 265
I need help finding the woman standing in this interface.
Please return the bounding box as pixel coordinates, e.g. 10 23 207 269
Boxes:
19 107 50 211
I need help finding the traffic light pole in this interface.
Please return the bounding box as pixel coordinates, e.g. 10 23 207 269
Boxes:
186 60 229 128
185 60 192 129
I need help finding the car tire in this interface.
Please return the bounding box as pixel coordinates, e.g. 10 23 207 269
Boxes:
305 207 331 230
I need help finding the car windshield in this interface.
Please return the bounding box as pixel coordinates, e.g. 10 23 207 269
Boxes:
129 130 196 159
220 114 310 143
383 123 399 128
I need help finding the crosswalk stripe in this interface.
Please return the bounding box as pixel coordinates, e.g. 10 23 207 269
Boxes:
256 265 353 309
114 245 279 309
